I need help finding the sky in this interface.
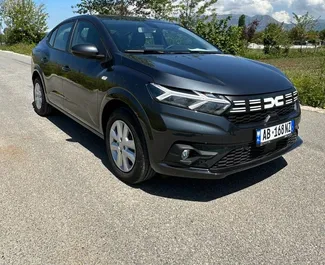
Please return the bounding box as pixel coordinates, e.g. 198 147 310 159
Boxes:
35 0 79 30
36 0 325 30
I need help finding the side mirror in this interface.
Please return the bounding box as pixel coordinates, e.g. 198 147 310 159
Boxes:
71 44 105 60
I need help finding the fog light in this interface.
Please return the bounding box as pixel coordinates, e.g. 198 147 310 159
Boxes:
181 150 190 160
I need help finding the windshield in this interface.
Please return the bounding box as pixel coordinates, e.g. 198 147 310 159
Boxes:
100 19 221 54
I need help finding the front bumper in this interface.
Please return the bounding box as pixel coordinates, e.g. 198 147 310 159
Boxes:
146 100 302 179
152 132 301 179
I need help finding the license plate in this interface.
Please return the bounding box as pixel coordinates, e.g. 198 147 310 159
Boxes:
257 120 294 146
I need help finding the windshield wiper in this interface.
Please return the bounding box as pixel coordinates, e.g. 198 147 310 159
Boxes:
188 50 221 54
124 49 221 55
124 49 166 54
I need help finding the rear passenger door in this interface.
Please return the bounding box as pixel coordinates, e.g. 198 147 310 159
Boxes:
44 21 74 110
63 20 108 129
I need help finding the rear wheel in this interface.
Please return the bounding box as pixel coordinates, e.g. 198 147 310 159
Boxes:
33 77 52 116
105 108 155 184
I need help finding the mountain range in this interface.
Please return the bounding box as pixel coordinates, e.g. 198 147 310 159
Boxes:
216 14 325 31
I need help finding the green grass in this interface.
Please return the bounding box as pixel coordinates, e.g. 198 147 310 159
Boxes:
242 47 325 60
260 55 325 109
0 43 34 55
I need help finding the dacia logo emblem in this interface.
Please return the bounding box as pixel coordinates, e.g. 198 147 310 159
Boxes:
263 95 284 109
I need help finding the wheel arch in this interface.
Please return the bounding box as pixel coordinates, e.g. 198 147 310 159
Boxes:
32 67 47 94
100 88 153 143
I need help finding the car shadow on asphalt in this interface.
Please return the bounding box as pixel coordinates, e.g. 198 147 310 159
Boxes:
47 113 302 202
139 158 288 202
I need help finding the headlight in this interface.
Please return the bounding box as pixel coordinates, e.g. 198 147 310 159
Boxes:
148 83 231 115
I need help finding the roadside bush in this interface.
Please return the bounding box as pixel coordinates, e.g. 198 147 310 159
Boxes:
288 59 325 108
5 28 46 45
0 43 34 55
293 76 325 108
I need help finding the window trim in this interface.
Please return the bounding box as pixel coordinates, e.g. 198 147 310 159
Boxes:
48 28 58 47
47 20 76 53
68 18 110 59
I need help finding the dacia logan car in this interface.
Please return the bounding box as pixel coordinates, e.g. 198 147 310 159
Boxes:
31 15 301 184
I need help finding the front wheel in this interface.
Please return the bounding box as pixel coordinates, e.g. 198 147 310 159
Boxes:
105 108 155 184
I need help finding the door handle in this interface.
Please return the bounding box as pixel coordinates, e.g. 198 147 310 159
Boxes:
62 65 71 72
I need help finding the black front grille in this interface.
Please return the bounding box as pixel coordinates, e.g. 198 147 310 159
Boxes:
211 132 298 170
226 104 295 125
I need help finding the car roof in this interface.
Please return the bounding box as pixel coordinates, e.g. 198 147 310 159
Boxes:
95 15 172 23
61 14 174 25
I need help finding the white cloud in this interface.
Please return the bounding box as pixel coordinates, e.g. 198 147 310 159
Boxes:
292 0 325 12
272 10 291 23
215 0 274 16
271 0 295 8
214 0 325 18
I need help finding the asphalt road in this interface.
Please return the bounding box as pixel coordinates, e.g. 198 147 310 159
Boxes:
0 51 324 265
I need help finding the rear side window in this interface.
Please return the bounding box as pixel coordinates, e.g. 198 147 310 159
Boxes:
53 22 74 51
49 29 58 47
71 20 105 54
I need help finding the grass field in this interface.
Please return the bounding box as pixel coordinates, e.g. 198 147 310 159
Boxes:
260 55 325 108
1 44 324 108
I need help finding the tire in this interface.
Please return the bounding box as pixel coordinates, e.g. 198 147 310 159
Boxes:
33 77 52 116
105 107 155 184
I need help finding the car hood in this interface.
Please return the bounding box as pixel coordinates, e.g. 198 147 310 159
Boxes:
122 53 293 96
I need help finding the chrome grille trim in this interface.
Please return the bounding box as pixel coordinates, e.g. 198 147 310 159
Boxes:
229 91 298 113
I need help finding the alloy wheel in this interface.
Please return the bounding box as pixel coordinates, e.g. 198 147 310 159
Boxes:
34 83 43 110
109 120 136 172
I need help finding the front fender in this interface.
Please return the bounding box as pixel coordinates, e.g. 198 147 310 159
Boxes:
99 87 153 142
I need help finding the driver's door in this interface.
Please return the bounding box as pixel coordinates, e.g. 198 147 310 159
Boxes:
62 20 108 129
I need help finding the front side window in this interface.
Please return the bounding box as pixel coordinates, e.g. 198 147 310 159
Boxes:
71 20 105 54
53 22 74 51
100 19 220 54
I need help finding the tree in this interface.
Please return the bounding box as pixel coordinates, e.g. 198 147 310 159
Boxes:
175 0 217 30
238 14 246 43
289 12 317 45
196 15 243 55
72 0 173 19
238 14 245 27
244 19 259 43
0 0 48 44
263 23 289 55
307 30 319 46
251 31 263 44
319 29 325 41
147 0 174 20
